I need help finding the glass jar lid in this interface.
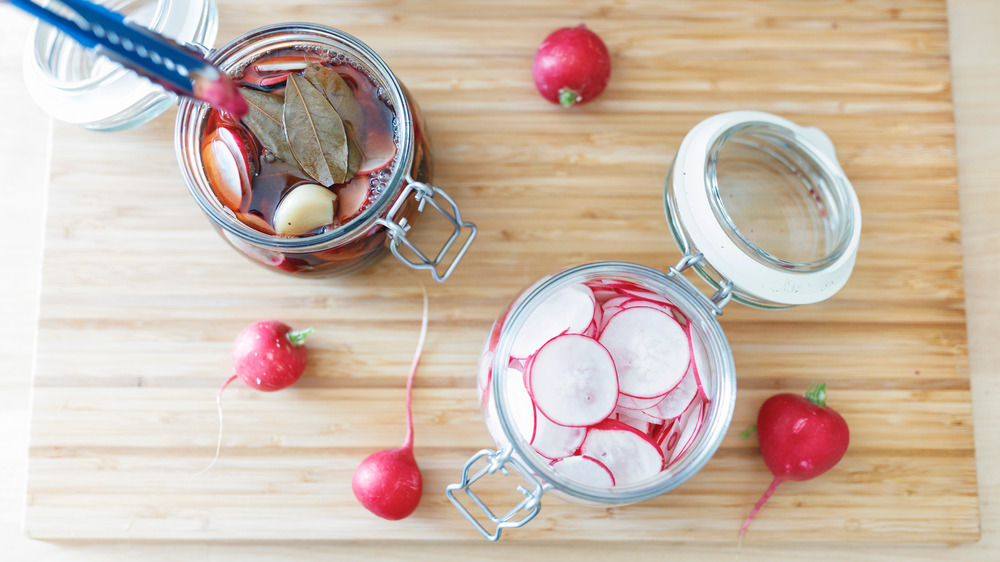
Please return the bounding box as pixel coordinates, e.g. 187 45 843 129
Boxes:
665 110 861 309
21 0 219 131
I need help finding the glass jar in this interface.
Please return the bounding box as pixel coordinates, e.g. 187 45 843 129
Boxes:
175 23 476 280
22 0 219 131
446 111 861 540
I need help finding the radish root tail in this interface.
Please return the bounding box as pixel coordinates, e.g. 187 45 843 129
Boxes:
737 477 783 546
191 374 238 480
403 283 429 450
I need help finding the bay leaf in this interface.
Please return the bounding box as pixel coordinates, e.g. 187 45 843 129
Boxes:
282 73 349 186
302 63 366 132
239 88 295 164
346 135 362 179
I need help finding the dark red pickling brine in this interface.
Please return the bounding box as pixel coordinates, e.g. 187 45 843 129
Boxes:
202 49 397 234
197 48 432 275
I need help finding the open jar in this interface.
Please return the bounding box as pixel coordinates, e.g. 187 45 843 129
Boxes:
175 23 476 279
446 111 861 540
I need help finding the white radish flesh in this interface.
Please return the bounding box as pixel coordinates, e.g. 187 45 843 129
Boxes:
581 420 664 486
510 284 596 358
551 455 615 487
615 410 652 434
528 334 618 427
531 411 586 459
504 367 536 442
599 307 690 398
688 324 712 400
670 399 707 464
642 362 699 420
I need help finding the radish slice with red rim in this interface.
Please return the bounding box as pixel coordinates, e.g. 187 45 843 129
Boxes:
599 307 690 398
531 411 586 459
642 361 699 421
550 455 615 487
688 324 712 400
528 334 618 427
614 410 652 434
670 399 707 465
581 420 664 486
616 392 666 411
504 367 535 442
510 284 596 358
337 175 371 222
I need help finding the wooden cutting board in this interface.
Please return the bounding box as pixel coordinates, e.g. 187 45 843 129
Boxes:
25 0 978 542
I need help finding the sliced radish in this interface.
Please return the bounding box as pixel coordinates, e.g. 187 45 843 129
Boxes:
657 418 682 456
616 392 666 411
615 410 651 434
551 455 615 487
510 284 596 358
528 334 618 427
614 405 662 426
504 367 535 442
254 57 309 74
601 295 633 311
670 399 707 465
356 97 398 174
581 420 664 486
688 324 712 400
642 361 698 421
599 307 690 398
478 349 494 393
531 411 586 459
259 74 290 88
202 137 248 211
337 175 371 222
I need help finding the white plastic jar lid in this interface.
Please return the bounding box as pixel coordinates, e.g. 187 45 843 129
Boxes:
668 110 862 307
21 0 218 131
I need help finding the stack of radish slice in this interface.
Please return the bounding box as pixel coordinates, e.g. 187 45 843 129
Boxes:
478 279 711 488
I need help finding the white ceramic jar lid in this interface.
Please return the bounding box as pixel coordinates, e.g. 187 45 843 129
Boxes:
667 110 862 308
21 0 218 131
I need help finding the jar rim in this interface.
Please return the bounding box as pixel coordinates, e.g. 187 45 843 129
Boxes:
490 262 736 505
22 0 218 131
174 22 415 251
665 111 862 308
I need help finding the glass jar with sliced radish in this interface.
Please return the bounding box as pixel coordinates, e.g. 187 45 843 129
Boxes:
176 23 476 280
448 111 862 541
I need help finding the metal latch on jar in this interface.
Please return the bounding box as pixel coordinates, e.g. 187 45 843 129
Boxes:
670 253 734 314
376 179 477 282
445 446 551 541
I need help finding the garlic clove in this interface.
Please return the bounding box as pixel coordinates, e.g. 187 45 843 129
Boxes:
272 183 338 236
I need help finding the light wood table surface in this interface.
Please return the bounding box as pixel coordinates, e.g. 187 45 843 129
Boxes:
1 1 996 559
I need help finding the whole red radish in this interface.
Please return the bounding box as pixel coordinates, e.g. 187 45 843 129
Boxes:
532 25 611 107
739 383 849 541
228 320 313 391
353 290 428 520
195 320 313 476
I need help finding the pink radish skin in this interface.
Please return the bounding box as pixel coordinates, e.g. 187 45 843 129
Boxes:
551 455 615 487
353 290 429 520
195 321 313 477
532 25 611 107
528 334 618 427
739 384 850 542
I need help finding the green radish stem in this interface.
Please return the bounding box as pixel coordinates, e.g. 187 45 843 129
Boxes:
558 88 580 107
805 382 827 407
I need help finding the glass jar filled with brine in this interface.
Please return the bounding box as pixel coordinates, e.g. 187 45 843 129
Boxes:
175 23 476 279
447 111 861 540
